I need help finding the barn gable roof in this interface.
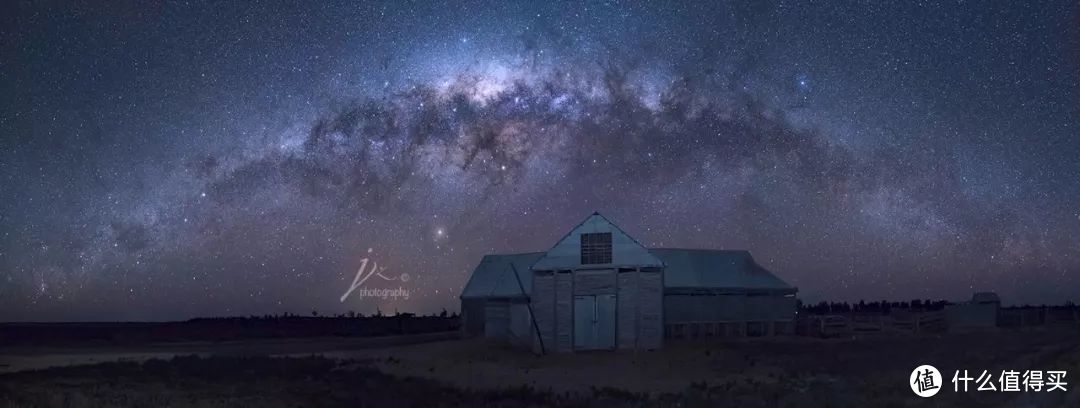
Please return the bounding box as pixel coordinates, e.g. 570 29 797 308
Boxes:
650 248 795 292
461 213 796 299
531 212 664 270
459 252 544 299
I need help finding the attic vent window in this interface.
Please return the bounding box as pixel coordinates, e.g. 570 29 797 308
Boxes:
580 232 612 264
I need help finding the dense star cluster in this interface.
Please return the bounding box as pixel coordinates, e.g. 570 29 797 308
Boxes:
2 1 1078 320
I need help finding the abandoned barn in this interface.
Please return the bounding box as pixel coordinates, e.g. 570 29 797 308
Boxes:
459 212 798 353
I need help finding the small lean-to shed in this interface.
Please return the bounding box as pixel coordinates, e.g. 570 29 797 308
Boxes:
459 252 543 347
945 292 1001 331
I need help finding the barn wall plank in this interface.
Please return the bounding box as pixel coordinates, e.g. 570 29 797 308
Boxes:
639 269 664 349
617 270 638 349
531 272 554 354
574 269 615 295
555 271 574 353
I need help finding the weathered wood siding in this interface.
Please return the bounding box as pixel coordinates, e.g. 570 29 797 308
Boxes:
460 298 486 337
555 271 574 353
665 294 745 322
508 301 532 347
638 269 664 349
746 294 796 321
614 268 664 350
663 290 796 339
665 293 795 323
616 270 638 350
483 300 509 339
574 269 615 295
531 272 554 354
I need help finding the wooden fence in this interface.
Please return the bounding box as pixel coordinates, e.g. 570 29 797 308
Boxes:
798 308 1079 337
797 310 947 337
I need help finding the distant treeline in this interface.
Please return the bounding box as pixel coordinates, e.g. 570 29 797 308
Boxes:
799 300 1079 315
186 308 458 322
0 312 460 347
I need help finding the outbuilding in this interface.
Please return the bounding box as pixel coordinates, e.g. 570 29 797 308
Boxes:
945 292 1001 331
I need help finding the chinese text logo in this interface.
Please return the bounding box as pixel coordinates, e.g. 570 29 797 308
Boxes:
911 365 942 397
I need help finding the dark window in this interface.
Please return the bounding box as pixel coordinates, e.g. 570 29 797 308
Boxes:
580 232 612 264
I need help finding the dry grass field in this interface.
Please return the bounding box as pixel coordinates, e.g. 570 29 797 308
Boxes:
1 328 1077 407
340 328 1080 406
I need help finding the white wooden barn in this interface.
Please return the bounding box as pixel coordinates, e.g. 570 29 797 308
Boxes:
459 212 798 354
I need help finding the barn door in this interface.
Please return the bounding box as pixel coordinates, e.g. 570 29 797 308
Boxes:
596 293 616 348
573 294 616 350
573 296 594 349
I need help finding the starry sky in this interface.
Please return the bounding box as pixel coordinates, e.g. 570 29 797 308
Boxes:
2 1 1079 321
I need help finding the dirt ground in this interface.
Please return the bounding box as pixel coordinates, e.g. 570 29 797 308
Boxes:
0 331 456 374
323 328 1080 406
1 328 1077 407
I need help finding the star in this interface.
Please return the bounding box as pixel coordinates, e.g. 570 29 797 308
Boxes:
2 0 1077 321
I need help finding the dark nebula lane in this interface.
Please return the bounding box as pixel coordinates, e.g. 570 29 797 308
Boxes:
1 1 1078 321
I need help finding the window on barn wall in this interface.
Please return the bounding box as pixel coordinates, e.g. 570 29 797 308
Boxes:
580 232 612 264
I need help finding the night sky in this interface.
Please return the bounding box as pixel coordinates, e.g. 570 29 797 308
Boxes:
2 1 1078 321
